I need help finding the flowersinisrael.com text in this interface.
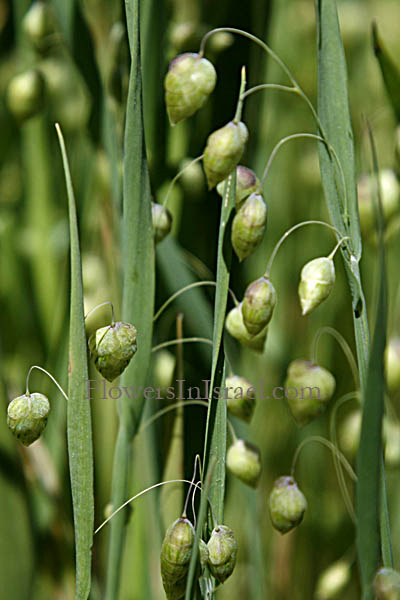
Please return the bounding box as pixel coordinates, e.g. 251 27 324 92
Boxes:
87 379 321 401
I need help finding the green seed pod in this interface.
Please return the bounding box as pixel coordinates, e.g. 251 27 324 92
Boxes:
226 439 262 488
315 560 351 600
207 525 237 583
7 69 45 122
7 393 50 446
165 53 217 126
203 121 248 190
385 337 400 395
216 165 260 209
269 476 307 534
373 567 400 600
152 202 173 244
225 305 267 353
231 193 267 262
298 257 335 316
88 321 137 382
284 360 336 425
225 375 256 423
22 1 55 52
198 539 209 569
242 276 276 336
160 517 195 600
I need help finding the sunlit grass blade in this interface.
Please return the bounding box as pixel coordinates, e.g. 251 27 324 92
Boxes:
372 22 400 123
184 171 236 600
105 0 155 597
356 126 392 600
56 123 94 600
316 0 370 383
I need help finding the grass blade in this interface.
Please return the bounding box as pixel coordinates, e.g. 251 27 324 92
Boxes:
185 171 236 600
56 123 94 600
105 0 155 597
316 0 370 388
356 126 391 599
372 22 400 124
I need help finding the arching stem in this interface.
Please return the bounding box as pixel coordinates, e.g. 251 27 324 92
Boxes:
25 365 69 402
85 301 115 325
162 155 203 208
151 337 213 354
312 326 359 389
264 220 344 279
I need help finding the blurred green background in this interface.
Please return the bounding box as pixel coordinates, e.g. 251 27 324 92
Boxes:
1 0 400 598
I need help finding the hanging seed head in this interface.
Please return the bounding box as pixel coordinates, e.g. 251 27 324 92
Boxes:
22 2 55 52
216 165 260 209
242 277 276 336
160 517 195 600
88 321 137 382
231 193 267 262
164 53 217 126
207 525 237 583
315 560 351 600
7 393 50 446
225 375 256 423
298 257 335 316
203 120 248 190
284 360 336 425
269 476 307 534
225 304 267 353
385 337 400 395
7 69 45 122
152 202 173 244
373 568 400 600
226 439 262 488
198 539 209 569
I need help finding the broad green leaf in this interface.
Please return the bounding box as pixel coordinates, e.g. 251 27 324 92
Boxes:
372 22 400 124
56 124 94 600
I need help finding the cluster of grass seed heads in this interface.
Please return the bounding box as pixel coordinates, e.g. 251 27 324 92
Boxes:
373 567 400 600
385 337 400 395
227 439 262 488
298 256 335 316
7 69 46 122
225 375 256 422
225 304 267 352
164 53 217 126
7 392 50 446
269 476 307 534
203 120 248 190
160 516 237 597
216 165 260 210
152 202 173 244
231 192 267 262
284 360 336 425
242 276 276 336
160 517 195 600
88 321 137 382
207 525 237 583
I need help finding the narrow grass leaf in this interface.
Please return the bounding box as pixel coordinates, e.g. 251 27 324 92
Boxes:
184 173 236 599
356 127 391 600
56 124 94 600
372 22 400 123
316 0 370 387
105 0 155 597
